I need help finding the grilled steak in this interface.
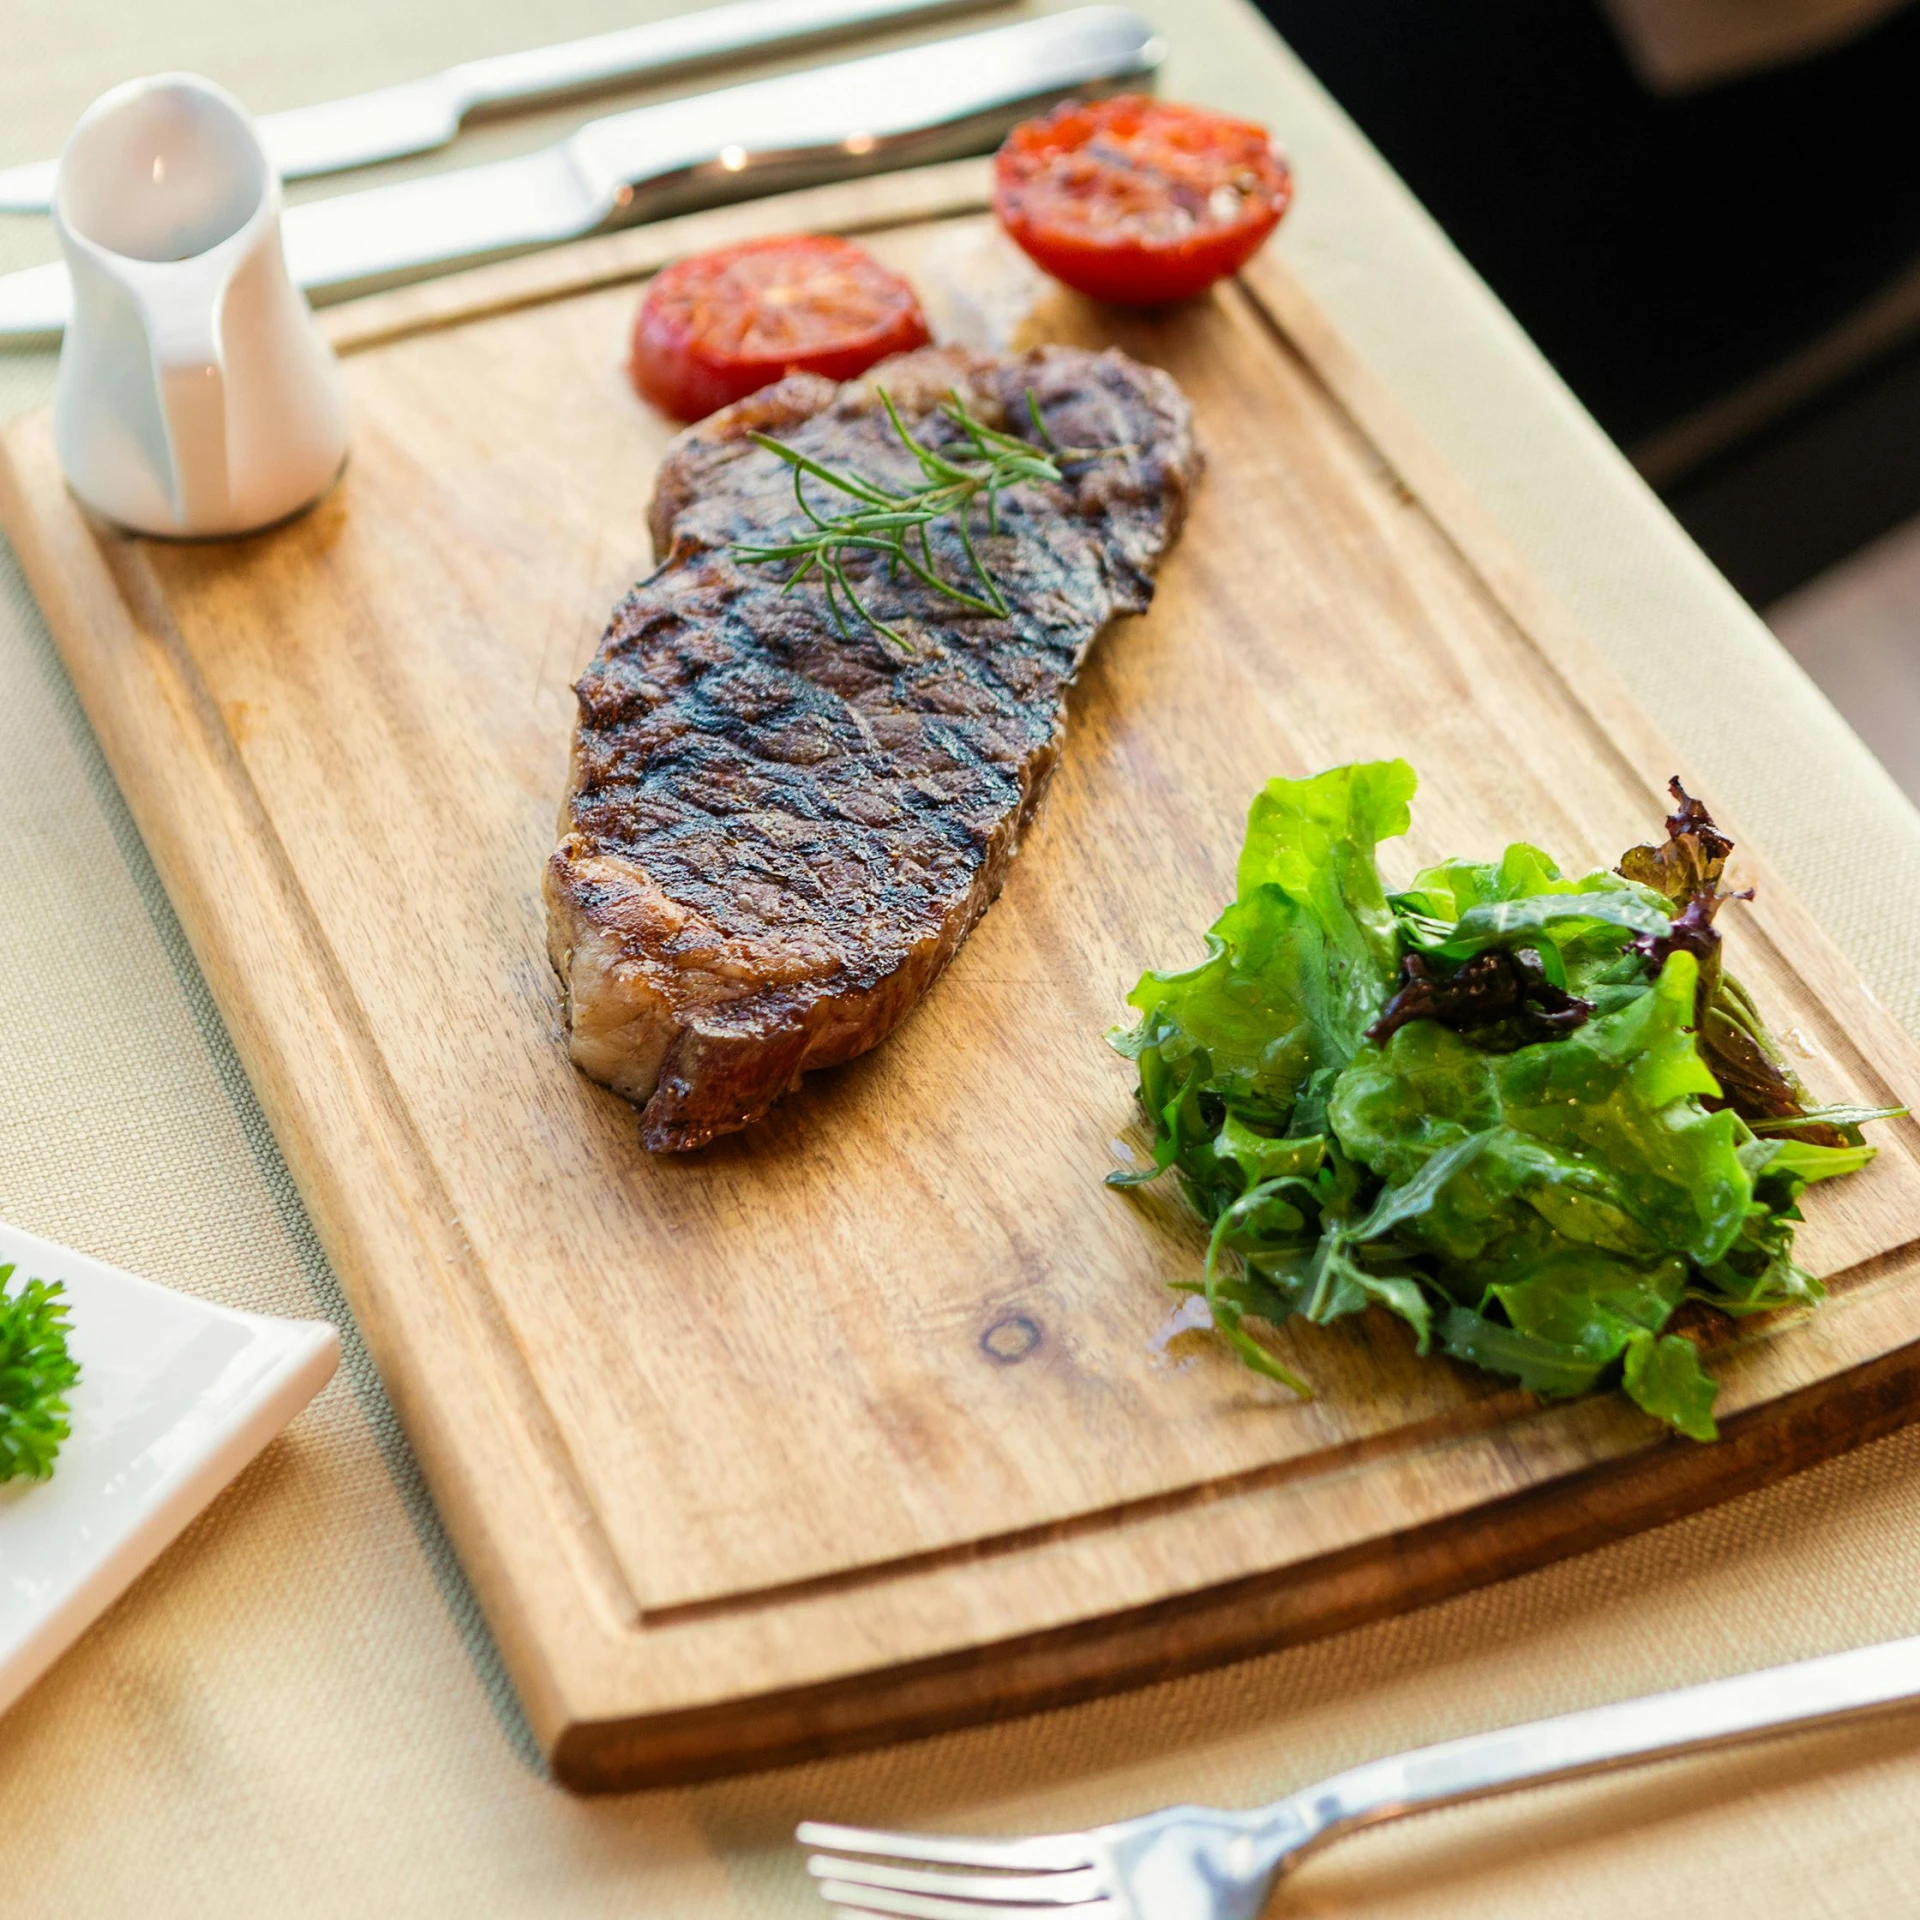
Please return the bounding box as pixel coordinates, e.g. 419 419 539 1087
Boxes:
546 344 1198 1150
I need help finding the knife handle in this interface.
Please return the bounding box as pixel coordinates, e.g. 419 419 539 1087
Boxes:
564 6 1164 213
447 0 992 115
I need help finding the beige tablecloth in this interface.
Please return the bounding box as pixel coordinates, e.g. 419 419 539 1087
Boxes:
6 3 1920 1914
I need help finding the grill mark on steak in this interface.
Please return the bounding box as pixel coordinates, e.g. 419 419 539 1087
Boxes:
545 344 1198 1151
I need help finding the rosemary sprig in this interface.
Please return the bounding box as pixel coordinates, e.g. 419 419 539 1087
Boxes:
732 387 1092 656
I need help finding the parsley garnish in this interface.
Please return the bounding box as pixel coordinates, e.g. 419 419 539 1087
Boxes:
1 1265 80 1483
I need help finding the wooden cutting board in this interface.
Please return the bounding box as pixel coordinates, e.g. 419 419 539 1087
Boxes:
7 159 1920 1790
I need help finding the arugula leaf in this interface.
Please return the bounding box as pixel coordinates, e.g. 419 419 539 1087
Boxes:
1622 1330 1720 1441
1750 1103 1905 1137
1 1264 80 1483
1107 762 1900 1439
1438 1305 1616 1397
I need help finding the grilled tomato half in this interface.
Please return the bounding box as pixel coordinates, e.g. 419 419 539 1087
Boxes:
993 96 1292 306
629 234 933 422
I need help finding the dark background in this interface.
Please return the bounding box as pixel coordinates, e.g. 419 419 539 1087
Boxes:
1249 0 1920 606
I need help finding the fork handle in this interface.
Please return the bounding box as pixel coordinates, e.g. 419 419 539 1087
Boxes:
1298 1634 1920 1847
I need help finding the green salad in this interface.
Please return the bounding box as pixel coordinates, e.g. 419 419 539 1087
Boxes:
1 1266 80 1483
1107 761 1902 1439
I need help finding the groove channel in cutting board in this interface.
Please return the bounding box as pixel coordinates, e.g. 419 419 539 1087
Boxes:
113 216 1920 1609
6 163 1919 1782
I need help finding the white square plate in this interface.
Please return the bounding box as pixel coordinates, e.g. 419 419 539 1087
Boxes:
1 1217 338 1719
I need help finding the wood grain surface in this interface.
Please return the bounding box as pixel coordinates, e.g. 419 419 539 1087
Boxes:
6 159 1920 1788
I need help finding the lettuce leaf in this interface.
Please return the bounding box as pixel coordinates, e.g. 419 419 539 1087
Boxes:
1111 760 1414 1211
1107 762 1901 1439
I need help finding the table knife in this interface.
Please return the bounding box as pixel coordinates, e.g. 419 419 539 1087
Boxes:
0 0 1001 214
0 7 1162 340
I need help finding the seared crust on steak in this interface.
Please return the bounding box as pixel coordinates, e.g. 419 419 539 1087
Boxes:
546 344 1198 1150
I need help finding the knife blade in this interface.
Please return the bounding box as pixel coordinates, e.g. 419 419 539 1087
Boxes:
0 8 1163 340
0 0 1002 214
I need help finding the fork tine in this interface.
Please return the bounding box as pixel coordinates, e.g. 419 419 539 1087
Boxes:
808 1856 1104 1903
796 1822 1095 1874
815 1880 1116 1920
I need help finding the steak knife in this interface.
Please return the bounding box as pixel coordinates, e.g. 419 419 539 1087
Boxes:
0 8 1163 339
0 0 1001 213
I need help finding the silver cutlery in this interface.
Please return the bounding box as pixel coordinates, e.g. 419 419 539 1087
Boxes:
0 6 1162 339
800 1631 1920 1918
0 0 999 214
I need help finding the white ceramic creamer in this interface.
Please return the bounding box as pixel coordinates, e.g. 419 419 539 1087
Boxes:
52 75 348 537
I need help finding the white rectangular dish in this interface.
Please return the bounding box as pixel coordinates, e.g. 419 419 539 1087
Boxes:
0 1218 338 1720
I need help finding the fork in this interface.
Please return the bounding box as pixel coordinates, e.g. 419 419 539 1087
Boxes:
799 1632 1920 1918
